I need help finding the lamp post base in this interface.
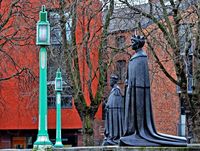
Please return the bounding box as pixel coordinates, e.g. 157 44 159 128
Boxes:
34 135 52 148
54 141 64 148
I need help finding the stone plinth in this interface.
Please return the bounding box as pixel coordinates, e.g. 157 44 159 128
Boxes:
53 145 200 151
1 145 200 151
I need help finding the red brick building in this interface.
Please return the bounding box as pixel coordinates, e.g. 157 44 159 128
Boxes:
0 0 103 148
0 0 189 149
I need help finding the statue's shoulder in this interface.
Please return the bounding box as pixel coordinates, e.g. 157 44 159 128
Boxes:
130 50 147 61
113 85 121 96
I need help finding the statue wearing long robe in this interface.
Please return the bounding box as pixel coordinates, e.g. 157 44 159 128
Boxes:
120 47 187 146
103 84 124 145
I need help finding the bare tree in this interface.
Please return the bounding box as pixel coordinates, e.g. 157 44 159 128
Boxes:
118 0 200 143
191 0 200 143
0 0 37 81
0 0 38 115
46 0 115 145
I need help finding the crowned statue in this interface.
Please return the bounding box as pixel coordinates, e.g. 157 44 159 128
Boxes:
119 35 187 146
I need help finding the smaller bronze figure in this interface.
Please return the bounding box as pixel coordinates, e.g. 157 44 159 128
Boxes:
102 75 124 146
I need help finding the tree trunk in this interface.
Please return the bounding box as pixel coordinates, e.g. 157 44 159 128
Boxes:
191 114 200 143
191 0 200 144
82 114 94 146
191 3 200 141
191 75 200 143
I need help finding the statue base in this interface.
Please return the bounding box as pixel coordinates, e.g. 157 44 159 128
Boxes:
120 134 160 146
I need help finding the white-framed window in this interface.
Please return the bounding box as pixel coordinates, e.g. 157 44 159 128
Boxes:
116 35 126 49
101 0 148 10
47 11 73 108
115 0 148 7
49 11 72 45
65 13 72 42
127 0 148 5
176 24 193 94
164 0 177 5
116 60 126 81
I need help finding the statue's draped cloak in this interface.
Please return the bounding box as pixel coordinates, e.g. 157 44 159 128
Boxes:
120 50 187 146
104 84 124 145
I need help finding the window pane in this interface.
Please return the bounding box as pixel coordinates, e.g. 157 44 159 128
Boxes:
164 0 176 5
177 24 193 94
49 11 72 45
129 0 148 5
116 36 125 49
65 13 72 42
51 28 61 44
48 11 73 109
112 0 148 8
187 77 193 94
116 60 126 81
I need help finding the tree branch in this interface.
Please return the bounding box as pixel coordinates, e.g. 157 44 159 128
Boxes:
0 68 27 81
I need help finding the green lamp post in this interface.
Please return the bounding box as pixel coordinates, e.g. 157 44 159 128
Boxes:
54 68 64 148
34 5 52 148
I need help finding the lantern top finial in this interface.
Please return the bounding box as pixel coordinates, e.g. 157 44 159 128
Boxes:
39 5 47 22
42 5 46 12
56 68 62 78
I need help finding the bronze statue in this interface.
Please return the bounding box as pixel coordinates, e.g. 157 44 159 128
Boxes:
102 75 124 146
119 35 187 146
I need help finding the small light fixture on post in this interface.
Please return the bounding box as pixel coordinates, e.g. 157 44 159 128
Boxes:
34 5 52 148
54 68 64 148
